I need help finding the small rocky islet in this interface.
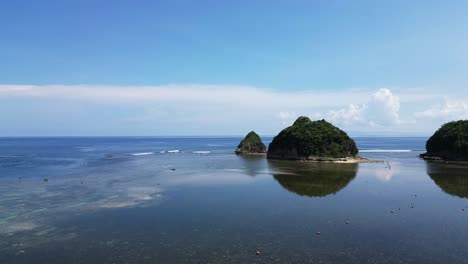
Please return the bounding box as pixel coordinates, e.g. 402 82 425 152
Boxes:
420 120 468 162
236 116 375 163
235 131 267 155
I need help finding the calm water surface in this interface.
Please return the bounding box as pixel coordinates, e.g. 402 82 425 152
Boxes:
1 137 468 263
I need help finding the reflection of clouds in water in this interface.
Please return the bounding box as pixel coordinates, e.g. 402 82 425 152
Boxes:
355 162 399 182
0 154 264 249
237 155 268 177
375 169 394 182
224 168 271 177
0 180 163 250
0 150 268 254
127 186 161 200
0 171 165 236
374 163 399 182
166 171 260 186
0 221 39 234
98 187 163 208
223 168 243 172
98 201 139 209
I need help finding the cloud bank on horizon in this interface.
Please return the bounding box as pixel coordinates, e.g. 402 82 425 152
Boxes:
1 84 467 136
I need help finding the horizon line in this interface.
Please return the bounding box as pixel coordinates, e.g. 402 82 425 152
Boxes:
0 135 430 138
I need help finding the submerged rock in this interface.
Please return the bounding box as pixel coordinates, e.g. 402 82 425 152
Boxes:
420 120 468 161
235 131 267 155
267 116 358 160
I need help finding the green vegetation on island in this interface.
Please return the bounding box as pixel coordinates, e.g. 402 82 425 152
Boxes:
267 116 358 160
421 120 468 161
235 131 267 155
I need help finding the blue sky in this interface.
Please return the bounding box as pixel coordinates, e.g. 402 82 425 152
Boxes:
1 1 468 136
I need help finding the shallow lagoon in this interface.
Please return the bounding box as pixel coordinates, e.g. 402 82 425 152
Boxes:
1 137 468 263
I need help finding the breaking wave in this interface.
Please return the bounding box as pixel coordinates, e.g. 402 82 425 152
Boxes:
131 152 154 156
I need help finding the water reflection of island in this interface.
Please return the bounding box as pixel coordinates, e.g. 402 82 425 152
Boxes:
268 161 358 197
426 162 468 199
237 155 267 177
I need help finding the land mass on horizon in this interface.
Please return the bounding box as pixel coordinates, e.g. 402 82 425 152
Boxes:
421 120 468 162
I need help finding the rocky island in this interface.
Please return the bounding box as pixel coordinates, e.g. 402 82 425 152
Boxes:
235 131 267 155
267 116 369 162
420 120 468 162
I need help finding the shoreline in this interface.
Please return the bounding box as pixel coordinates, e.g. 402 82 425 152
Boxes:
420 153 468 165
267 155 382 164
235 152 267 156
236 151 385 163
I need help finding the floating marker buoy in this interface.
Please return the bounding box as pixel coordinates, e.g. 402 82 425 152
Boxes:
316 231 320 236
256 250 260 256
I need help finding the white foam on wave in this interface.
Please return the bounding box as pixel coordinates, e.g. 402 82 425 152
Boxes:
131 152 154 156
359 149 412 153
167 150 180 153
193 151 211 154
78 147 96 152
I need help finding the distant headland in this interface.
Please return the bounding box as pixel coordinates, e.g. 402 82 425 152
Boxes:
420 120 468 162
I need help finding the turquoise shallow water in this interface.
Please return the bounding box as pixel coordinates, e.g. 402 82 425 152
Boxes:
1 137 468 263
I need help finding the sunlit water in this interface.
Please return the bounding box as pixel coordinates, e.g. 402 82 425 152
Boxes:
1 137 468 263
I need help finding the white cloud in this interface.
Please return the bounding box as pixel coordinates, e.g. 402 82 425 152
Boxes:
277 111 298 125
279 88 402 129
0 84 465 136
319 88 401 128
367 88 401 125
0 84 373 135
326 104 367 126
415 98 468 121
0 84 370 109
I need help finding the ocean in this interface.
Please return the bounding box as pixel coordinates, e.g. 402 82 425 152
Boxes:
1 136 468 263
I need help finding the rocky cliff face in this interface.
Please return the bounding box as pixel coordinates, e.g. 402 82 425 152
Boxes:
235 131 267 155
267 116 358 160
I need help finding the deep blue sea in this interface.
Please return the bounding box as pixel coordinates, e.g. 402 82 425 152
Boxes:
1 137 468 263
